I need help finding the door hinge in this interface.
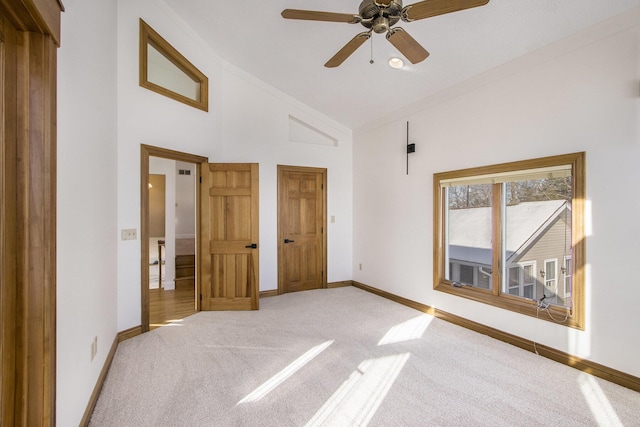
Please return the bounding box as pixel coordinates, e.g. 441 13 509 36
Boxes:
200 294 202 301
200 176 202 184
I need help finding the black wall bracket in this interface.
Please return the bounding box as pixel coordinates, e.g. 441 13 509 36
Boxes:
406 121 415 175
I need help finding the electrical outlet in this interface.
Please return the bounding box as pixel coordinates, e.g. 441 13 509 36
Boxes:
91 336 98 361
121 228 137 240
359 263 363 271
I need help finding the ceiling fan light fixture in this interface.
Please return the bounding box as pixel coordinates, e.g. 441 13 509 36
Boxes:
388 57 404 69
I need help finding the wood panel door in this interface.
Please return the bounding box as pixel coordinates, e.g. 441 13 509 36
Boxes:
278 166 327 294
200 163 259 310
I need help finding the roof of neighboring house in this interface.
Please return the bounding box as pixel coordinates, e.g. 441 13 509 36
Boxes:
448 200 568 265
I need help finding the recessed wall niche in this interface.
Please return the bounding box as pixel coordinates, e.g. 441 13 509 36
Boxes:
288 115 338 147
139 19 209 111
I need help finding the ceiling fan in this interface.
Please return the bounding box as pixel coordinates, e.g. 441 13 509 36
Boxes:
281 0 490 68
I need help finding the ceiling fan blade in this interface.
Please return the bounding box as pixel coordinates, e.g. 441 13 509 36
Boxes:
387 28 429 64
281 9 359 24
403 0 489 22
325 32 371 68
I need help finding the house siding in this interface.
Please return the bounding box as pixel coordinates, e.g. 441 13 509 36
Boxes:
510 211 572 306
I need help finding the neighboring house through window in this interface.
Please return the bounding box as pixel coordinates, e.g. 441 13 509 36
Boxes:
543 258 558 304
508 261 536 300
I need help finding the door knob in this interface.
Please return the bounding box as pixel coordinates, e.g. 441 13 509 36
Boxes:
284 239 295 244
245 243 258 249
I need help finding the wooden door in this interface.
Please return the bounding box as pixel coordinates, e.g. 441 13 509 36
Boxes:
200 163 259 310
278 166 327 293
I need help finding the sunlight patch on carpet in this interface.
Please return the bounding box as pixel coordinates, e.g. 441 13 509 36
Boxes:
578 373 623 427
238 340 334 404
305 353 410 427
150 320 184 328
378 315 433 346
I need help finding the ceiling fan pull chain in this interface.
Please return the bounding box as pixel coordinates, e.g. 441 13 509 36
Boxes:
370 34 375 64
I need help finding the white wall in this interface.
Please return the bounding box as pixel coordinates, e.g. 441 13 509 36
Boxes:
57 0 119 425
353 10 640 377
116 0 353 331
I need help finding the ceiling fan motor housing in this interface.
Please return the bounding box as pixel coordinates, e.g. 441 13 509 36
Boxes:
359 0 403 33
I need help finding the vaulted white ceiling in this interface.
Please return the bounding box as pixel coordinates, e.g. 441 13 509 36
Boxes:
162 0 640 129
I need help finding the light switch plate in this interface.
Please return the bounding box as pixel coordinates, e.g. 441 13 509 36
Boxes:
121 229 137 240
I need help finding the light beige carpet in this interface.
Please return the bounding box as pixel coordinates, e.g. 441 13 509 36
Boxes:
90 287 640 426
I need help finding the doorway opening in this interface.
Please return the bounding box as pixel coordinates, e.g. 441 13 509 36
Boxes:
141 145 207 332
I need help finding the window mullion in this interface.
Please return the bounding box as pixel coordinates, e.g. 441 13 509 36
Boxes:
439 187 448 285
491 183 502 296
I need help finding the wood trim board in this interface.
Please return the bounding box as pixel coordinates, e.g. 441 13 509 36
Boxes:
260 281 349 298
327 281 352 288
79 336 119 427
117 325 143 343
259 289 279 298
0 2 62 422
79 326 142 426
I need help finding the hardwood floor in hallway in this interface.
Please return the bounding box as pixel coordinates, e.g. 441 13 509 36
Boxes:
149 285 197 329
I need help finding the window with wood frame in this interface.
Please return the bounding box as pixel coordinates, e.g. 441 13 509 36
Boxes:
139 19 208 111
433 152 586 329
